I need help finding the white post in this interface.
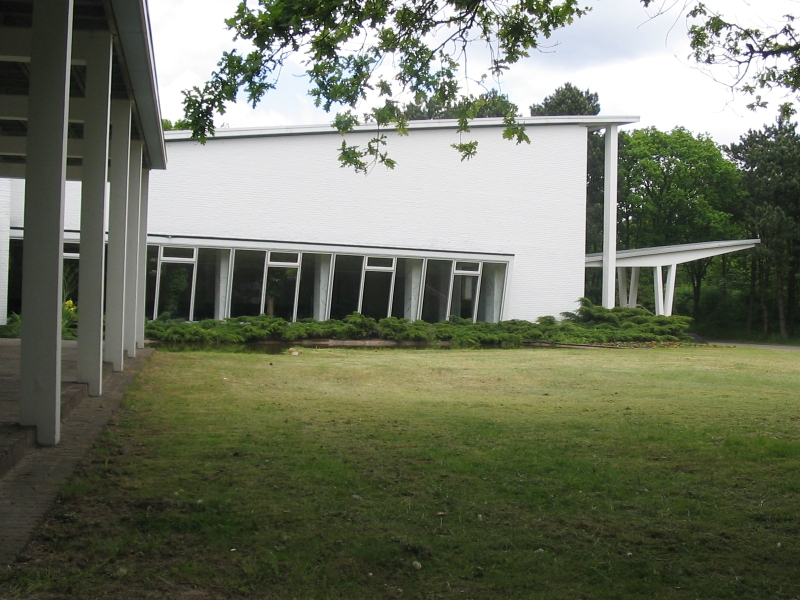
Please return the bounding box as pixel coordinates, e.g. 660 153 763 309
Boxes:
616 267 628 308
653 266 664 316
664 264 677 317
602 125 619 309
123 140 143 358
629 267 640 309
19 0 74 446
76 31 112 397
104 100 131 371
135 169 149 348
0 179 10 326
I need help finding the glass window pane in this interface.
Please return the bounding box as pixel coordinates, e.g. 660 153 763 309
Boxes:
64 243 80 255
230 250 266 317
193 248 220 321
145 245 158 320
477 262 507 323
162 246 195 259
366 256 393 269
265 266 298 321
392 258 423 320
330 255 364 320
270 252 299 264
455 261 480 272
421 259 452 323
450 275 479 320
296 254 332 321
361 271 393 320
157 262 193 320
8 239 23 315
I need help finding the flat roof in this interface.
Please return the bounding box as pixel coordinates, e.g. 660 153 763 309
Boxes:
586 239 761 268
164 115 640 142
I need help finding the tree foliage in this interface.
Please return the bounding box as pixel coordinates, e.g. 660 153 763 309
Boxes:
529 82 599 117
182 0 590 172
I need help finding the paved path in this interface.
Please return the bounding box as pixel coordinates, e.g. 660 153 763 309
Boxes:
0 340 152 565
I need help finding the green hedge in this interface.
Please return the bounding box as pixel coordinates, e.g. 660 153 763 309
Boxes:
143 299 692 348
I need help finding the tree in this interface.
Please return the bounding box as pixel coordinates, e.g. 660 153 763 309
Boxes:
618 127 743 321
181 0 591 172
394 89 519 121
529 82 599 117
684 4 800 116
727 117 800 340
162 118 192 131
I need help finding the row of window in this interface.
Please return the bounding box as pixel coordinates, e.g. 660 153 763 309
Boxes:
147 246 508 323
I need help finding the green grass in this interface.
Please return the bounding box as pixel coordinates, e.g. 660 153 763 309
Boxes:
2 347 800 599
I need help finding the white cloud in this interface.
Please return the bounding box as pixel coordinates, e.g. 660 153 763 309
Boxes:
149 0 800 144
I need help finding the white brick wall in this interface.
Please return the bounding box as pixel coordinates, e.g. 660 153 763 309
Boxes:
148 124 588 321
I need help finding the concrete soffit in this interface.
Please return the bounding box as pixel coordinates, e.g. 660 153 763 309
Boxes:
585 239 762 268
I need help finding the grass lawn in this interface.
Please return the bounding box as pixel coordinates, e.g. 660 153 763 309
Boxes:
2 346 800 599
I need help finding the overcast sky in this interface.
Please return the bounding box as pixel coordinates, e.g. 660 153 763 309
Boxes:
149 0 799 146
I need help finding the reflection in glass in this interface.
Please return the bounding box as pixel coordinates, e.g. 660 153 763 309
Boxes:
330 255 364 320
193 248 219 321
265 266 298 320
477 262 507 323
157 262 193 320
450 275 479 320
230 250 266 317
162 246 194 259
145 245 158 319
421 260 452 323
361 270 393 320
367 256 393 268
270 252 299 264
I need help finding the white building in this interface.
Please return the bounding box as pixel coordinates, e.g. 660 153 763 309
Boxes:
3 116 761 340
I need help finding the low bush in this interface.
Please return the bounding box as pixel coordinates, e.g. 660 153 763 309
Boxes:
143 298 693 347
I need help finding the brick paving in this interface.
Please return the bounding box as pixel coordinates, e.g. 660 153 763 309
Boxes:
0 339 152 565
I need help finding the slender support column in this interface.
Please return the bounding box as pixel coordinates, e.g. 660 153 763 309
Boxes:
76 31 112 396
664 264 677 317
19 0 74 446
617 267 628 308
104 100 131 371
601 125 619 309
135 169 149 348
0 179 10 326
653 266 665 316
123 140 143 358
629 267 640 309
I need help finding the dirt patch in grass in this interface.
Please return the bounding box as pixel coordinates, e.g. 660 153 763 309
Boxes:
2 347 800 599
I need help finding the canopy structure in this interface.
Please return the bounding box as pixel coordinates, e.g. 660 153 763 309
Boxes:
586 239 761 316
0 0 165 445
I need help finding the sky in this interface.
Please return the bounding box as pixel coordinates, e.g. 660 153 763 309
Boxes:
148 0 799 146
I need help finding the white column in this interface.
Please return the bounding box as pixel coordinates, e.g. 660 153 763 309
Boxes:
214 249 231 319
135 169 149 348
313 254 331 321
664 264 677 317
0 178 10 326
602 125 619 309
653 266 664 316
76 31 112 397
104 100 131 371
629 267 640 309
616 267 628 308
123 140 142 358
19 0 74 446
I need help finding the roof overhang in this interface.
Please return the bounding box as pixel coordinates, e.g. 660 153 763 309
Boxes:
164 115 640 142
586 239 761 268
